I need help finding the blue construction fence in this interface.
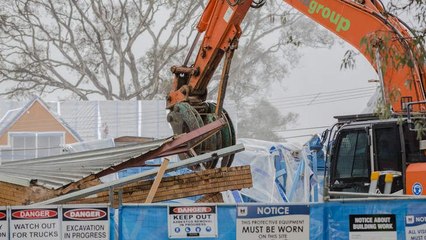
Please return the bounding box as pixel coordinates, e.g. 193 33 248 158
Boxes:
115 199 426 240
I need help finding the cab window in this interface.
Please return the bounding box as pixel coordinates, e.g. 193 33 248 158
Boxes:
374 126 401 171
334 130 370 179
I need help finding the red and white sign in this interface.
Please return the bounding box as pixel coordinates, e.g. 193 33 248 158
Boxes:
62 206 109 239
10 207 60 240
63 209 107 221
0 209 7 240
172 207 213 214
12 209 57 219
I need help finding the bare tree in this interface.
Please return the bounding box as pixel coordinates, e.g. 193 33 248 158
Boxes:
238 99 298 141
388 0 425 38
0 0 202 100
0 0 333 102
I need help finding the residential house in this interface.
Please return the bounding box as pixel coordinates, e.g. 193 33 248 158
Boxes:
0 98 175 162
0 97 81 162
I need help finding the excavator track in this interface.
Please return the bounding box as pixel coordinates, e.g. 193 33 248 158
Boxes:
167 102 236 169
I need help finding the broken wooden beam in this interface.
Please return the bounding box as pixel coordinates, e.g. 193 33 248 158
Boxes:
145 158 170 203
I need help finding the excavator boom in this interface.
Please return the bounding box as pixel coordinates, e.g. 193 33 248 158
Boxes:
284 0 426 112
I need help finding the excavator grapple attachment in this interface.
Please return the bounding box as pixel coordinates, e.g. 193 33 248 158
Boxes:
167 102 236 169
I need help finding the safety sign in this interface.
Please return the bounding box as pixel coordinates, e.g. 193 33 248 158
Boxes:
168 205 217 238
10 206 60 240
413 183 423 195
406 213 426 240
236 205 310 240
62 206 109 239
0 208 7 240
349 214 396 240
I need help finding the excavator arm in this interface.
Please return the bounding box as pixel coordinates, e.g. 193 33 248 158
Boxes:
284 0 426 112
166 0 262 168
166 0 426 167
166 0 253 109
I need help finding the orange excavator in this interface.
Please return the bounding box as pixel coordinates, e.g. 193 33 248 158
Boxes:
166 0 426 195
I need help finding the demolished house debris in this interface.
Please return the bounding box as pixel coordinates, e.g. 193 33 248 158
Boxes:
0 119 251 206
0 109 322 206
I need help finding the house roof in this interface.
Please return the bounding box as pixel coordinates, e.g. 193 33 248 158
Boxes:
0 138 168 189
0 108 22 135
0 97 82 141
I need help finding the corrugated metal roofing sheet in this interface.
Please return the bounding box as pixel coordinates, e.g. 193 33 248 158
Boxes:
0 138 168 189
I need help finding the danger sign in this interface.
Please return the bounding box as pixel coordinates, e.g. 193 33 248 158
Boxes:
168 205 217 238
10 207 60 240
62 206 109 239
0 209 7 240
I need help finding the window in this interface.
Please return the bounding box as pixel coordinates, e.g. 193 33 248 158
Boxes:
374 126 401 171
334 130 370 179
12 133 36 160
1 132 64 161
403 124 426 163
37 133 63 158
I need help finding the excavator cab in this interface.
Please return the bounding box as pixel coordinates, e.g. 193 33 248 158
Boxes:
328 114 426 196
329 124 372 193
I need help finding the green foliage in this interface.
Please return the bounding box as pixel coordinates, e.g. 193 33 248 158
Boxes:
374 99 392 120
412 118 426 140
358 11 423 114
340 50 358 70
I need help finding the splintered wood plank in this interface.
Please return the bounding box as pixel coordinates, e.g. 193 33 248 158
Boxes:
145 158 169 203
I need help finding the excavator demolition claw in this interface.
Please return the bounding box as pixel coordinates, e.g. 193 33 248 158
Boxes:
167 102 236 169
